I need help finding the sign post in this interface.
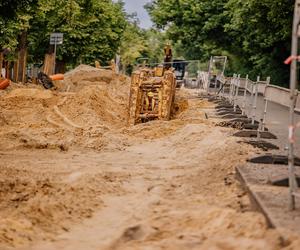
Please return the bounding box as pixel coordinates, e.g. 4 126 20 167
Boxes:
50 33 63 74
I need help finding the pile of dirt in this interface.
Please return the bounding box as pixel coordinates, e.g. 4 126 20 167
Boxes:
62 64 115 91
0 65 130 151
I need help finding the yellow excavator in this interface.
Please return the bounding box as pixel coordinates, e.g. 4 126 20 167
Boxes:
128 44 177 125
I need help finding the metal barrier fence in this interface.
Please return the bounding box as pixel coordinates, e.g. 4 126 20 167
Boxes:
210 72 300 211
194 0 300 215
230 75 300 111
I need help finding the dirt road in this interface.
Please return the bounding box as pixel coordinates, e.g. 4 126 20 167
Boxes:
1 67 300 249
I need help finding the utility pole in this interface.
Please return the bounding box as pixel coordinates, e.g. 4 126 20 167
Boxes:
287 0 300 210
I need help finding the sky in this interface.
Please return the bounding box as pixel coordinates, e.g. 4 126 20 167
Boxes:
123 0 153 29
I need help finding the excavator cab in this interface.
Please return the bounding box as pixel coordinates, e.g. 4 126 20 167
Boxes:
172 60 187 88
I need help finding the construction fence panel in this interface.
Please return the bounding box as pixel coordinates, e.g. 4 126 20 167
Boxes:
183 61 209 89
228 76 300 116
264 85 291 108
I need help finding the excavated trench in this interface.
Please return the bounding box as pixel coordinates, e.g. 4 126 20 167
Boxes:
0 66 300 249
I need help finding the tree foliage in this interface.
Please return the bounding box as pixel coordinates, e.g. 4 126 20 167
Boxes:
119 17 168 74
147 0 294 85
1 0 127 68
0 0 37 52
119 22 147 69
29 0 127 66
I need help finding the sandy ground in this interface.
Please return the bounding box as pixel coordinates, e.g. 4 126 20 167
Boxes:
1 66 300 249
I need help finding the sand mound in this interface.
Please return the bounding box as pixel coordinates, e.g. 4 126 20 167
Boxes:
60 85 128 128
0 65 130 151
4 88 53 99
61 64 115 91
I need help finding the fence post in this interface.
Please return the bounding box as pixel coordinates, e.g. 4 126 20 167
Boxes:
242 75 249 115
288 0 300 211
206 72 210 93
234 74 240 112
229 74 233 102
207 56 213 94
233 75 238 103
222 77 225 97
214 75 218 94
257 118 263 140
250 80 254 115
262 77 271 131
252 76 259 125
230 74 236 104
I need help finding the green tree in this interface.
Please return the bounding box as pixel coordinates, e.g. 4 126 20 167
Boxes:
29 0 127 68
146 0 228 59
0 0 38 51
147 0 294 85
119 13 168 74
0 0 38 81
224 0 293 84
119 21 147 73
143 29 168 64
1 0 127 79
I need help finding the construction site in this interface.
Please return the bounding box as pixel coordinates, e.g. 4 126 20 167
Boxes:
1 0 300 249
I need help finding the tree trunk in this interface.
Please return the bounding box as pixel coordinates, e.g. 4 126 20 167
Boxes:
13 60 18 82
6 61 11 79
14 31 28 83
56 60 66 74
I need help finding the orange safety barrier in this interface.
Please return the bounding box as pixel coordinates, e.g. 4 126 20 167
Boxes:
0 79 10 90
50 74 64 81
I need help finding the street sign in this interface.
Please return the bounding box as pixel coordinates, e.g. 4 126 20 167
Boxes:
50 33 63 45
49 33 63 74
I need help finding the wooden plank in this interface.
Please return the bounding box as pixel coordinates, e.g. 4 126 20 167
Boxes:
43 53 54 75
0 52 3 78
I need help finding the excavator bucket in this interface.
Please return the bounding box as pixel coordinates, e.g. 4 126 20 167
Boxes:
128 68 176 125
128 45 177 125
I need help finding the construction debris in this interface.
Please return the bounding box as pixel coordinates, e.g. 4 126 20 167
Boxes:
37 72 54 89
216 120 244 129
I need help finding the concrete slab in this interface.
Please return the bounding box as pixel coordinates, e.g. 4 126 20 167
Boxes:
243 123 268 131
216 107 242 112
239 140 279 151
217 110 242 116
236 163 300 232
270 175 300 187
219 114 248 119
229 118 258 124
233 130 277 139
247 154 300 166
216 104 234 109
